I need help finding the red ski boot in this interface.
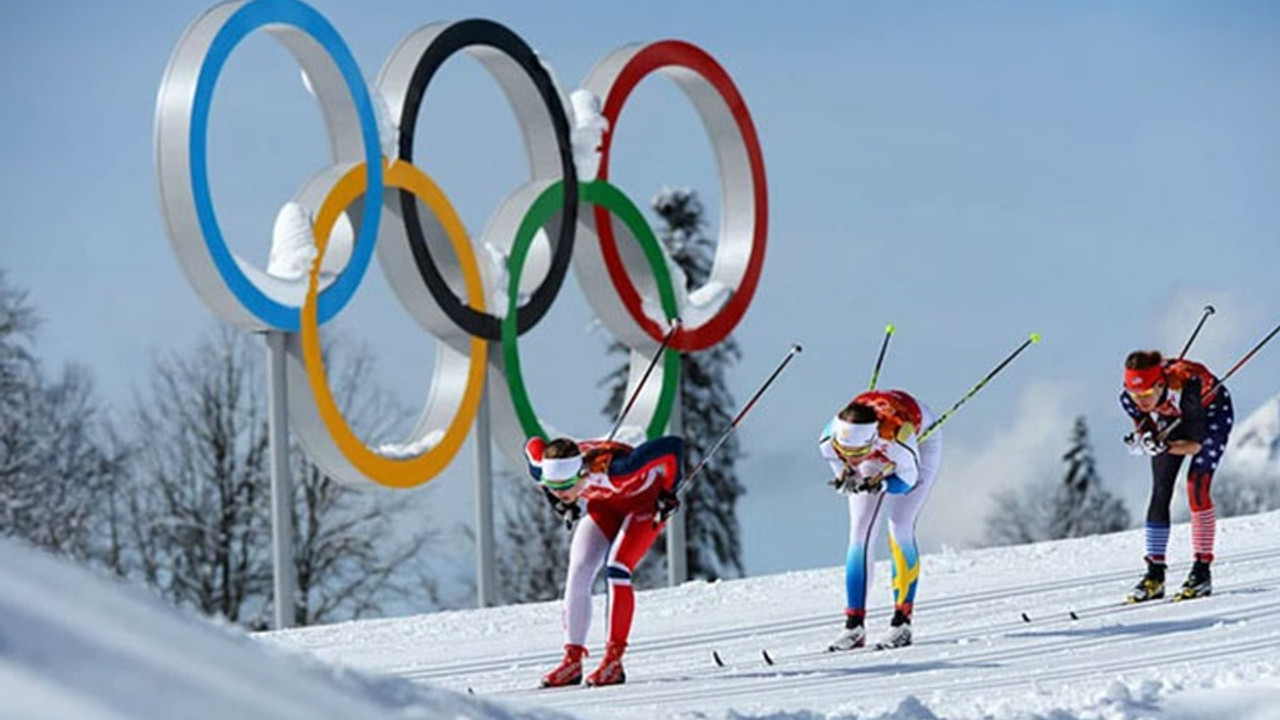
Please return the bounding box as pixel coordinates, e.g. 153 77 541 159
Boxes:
585 641 627 687
540 644 588 688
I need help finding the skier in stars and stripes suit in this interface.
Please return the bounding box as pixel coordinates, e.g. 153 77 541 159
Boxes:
1120 350 1233 603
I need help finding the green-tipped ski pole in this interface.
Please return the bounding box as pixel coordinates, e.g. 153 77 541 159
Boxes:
920 333 1042 441
1177 305 1216 361
606 319 682 443
1157 319 1280 442
868 324 896 391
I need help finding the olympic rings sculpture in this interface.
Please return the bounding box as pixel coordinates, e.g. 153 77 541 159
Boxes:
155 0 767 490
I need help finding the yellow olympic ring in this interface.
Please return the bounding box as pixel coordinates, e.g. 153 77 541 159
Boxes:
298 159 487 488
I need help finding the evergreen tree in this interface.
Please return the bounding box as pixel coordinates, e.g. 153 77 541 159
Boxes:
496 471 571 604
1050 416 1131 538
984 416 1130 546
600 188 745 581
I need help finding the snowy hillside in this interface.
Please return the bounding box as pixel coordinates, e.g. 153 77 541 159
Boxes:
6 510 1280 718
1221 393 1280 481
0 540 542 720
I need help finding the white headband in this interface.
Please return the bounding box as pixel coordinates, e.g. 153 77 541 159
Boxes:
832 418 877 449
541 455 584 483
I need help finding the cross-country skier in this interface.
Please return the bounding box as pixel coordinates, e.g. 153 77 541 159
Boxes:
1121 350 1233 602
818 390 942 651
525 434 683 687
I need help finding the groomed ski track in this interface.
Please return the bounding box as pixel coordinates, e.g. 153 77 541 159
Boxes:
266 511 1280 719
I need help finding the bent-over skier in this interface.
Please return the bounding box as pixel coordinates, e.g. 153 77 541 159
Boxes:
819 389 942 651
525 434 683 687
1121 350 1233 602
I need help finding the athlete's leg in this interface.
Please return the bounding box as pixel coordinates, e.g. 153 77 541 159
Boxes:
1145 453 1183 564
602 514 663 646
885 428 941 622
844 490 888 626
1187 390 1233 563
562 512 619 645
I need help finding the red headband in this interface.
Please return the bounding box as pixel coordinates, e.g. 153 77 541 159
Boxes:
1124 364 1165 392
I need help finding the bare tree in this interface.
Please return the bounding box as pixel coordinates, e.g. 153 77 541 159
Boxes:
983 493 1048 547
288 336 442 623
0 270 126 568
124 325 446 627
127 325 273 624
1207 470 1280 518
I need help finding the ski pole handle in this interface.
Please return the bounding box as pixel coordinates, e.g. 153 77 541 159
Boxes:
1157 319 1280 442
677 343 803 501
1177 305 1215 361
868 324 895 391
607 318 681 442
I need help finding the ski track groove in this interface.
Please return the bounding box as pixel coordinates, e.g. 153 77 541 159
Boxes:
400 545 1280 685
538 582 1280 710
434 545 1280 702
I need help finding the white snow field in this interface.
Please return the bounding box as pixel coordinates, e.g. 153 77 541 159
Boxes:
266 509 1280 720
4 510 1280 719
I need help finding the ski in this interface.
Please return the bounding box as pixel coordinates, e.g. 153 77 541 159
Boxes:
1020 590 1212 624
721 642 908 668
709 647 828 668
761 648 832 666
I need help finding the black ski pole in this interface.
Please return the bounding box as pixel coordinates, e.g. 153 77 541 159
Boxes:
920 333 1041 442
669 343 803 512
1157 319 1280 442
867 323 896 391
606 318 682 442
1177 305 1216 361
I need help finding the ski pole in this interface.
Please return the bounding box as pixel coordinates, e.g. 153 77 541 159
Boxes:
1177 305 1215 361
669 343 803 511
920 333 1041 442
606 318 682 442
867 324 896 391
1157 319 1280 442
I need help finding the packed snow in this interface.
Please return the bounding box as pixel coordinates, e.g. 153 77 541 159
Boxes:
5 507 1280 718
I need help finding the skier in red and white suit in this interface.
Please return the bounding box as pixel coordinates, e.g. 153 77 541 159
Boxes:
525 434 683 688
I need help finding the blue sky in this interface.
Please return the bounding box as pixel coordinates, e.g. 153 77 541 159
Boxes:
2 1 1278 580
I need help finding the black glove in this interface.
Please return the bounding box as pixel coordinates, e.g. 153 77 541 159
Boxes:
859 476 886 493
655 488 681 523
542 487 582 530
1140 432 1169 456
1124 430 1167 456
829 464 861 493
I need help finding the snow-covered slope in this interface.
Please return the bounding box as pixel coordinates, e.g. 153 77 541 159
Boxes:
267 511 1280 719
0 539 557 720
6 511 1280 719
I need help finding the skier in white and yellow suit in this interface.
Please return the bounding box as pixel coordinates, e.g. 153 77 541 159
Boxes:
819 389 943 651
